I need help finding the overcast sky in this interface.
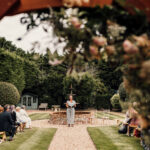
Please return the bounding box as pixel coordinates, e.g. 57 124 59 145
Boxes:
0 14 64 54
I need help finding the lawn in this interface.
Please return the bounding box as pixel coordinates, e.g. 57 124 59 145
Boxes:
96 112 125 120
88 126 143 150
0 128 56 150
29 113 50 121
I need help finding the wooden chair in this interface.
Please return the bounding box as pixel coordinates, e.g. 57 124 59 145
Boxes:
0 132 6 142
39 103 48 110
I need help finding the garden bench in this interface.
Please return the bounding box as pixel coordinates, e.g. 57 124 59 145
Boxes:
39 103 48 110
0 132 6 141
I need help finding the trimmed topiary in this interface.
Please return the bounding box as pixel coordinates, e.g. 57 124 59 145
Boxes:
111 94 122 111
0 82 20 105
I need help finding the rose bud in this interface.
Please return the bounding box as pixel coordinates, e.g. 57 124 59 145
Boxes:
63 0 74 7
93 36 107 46
140 60 150 79
89 45 99 56
123 55 130 62
49 59 63 66
129 64 139 69
75 0 82 6
106 45 115 55
70 17 81 29
82 0 89 4
133 34 149 47
123 40 139 54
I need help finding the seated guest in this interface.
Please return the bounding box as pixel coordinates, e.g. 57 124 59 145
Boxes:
10 105 16 124
127 112 139 136
10 105 21 132
118 107 132 134
0 106 4 143
20 106 32 129
0 105 16 141
16 107 26 132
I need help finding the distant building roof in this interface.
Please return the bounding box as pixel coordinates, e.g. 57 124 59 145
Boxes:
22 92 38 97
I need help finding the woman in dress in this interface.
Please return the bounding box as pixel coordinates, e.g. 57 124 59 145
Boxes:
16 107 26 132
66 95 76 127
20 105 32 129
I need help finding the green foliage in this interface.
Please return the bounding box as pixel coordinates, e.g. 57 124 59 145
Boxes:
0 49 25 93
95 94 111 110
110 94 121 110
63 72 109 109
63 73 96 108
93 79 110 109
118 82 127 101
0 82 20 105
0 37 30 58
97 60 122 92
23 60 40 89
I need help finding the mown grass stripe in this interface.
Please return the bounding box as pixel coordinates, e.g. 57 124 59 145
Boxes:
88 127 118 150
31 128 57 150
0 128 37 150
97 112 124 120
98 126 143 150
16 129 45 150
16 128 56 150
29 113 50 121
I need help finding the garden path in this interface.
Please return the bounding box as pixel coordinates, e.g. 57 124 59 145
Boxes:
32 119 117 150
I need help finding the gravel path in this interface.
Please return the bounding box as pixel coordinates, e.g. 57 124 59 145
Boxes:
49 126 96 150
32 119 117 150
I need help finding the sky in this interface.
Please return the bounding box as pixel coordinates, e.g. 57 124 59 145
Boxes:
0 14 64 54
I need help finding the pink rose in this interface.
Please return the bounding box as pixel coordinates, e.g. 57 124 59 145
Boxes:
49 59 63 66
123 40 139 54
93 36 107 46
70 17 81 29
89 45 98 56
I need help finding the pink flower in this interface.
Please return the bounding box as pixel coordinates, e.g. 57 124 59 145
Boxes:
106 45 115 55
133 35 149 47
82 0 89 4
93 36 107 47
75 0 82 6
70 17 81 29
123 40 139 54
89 45 98 56
49 59 63 66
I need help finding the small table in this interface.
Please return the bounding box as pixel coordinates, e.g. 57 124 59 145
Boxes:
51 105 60 112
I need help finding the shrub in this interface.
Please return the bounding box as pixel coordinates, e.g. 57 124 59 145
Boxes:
95 94 111 110
0 49 25 93
110 94 121 110
118 82 128 101
63 73 96 109
0 82 20 105
23 60 40 89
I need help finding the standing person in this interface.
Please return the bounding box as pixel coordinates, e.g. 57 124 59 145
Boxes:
0 105 16 141
66 95 76 127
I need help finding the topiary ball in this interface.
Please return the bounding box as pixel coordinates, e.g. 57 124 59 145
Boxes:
0 82 20 105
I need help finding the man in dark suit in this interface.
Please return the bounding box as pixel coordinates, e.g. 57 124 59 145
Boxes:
0 105 16 141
